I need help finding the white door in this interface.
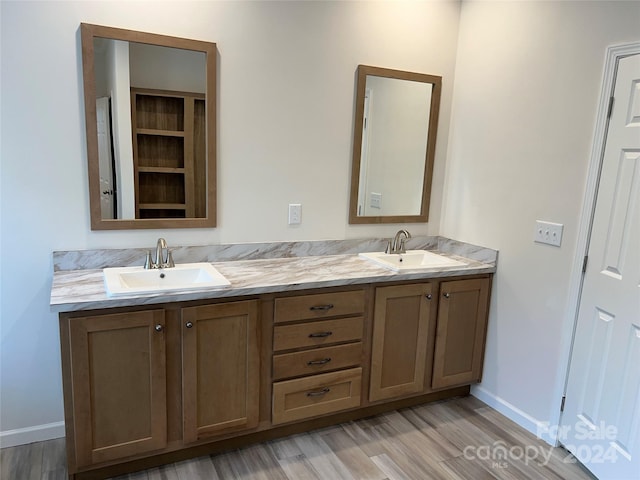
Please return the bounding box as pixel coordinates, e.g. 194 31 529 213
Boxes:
560 53 640 479
96 97 115 219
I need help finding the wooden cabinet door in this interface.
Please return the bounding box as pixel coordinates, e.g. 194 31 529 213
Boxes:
182 301 260 443
369 283 435 402
68 309 167 468
432 277 491 389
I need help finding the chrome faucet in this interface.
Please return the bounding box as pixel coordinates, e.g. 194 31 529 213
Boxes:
144 237 175 269
385 229 412 254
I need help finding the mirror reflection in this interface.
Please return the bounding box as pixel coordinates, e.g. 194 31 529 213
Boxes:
81 23 217 230
349 65 441 224
94 39 206 220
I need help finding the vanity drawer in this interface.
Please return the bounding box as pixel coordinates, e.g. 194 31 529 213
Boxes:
272 342 363 380
274 290 365 324
273 317 364 352
272 368 362 425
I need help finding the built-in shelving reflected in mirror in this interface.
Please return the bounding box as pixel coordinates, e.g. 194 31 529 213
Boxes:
81 23 217 230
349 65 442 224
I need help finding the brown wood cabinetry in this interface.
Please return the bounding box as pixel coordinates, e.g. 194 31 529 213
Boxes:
59 275 492 479
369 283 436 402
181 301 260 443
272 342 363 380
272 368 363 424
131 88 206 219
60 299 260 477
271 290 366 425
432 277 491 389
369 277 491 401
273 290 365 323
273 316 364 351
62 309 167 468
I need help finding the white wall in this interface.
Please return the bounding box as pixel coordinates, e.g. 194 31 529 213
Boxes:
0 1 460 444
129 43 206 93
441 0 640 436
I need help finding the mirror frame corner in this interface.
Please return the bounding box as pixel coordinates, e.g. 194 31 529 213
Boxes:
80 23 217 230
348 64 442 225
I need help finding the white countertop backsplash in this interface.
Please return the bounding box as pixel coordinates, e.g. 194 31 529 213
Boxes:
51 236 498 312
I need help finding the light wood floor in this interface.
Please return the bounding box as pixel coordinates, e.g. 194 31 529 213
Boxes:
1 396 596 480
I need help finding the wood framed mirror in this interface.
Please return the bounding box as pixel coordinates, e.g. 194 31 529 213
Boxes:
81 23 217 230
349 65 441 224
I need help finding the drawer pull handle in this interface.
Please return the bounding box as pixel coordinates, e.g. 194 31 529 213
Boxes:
307 357 332 366
310 304 334 311
306 387 330 397
309 331 333 338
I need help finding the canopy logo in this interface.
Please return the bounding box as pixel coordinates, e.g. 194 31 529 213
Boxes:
462 441 554 468
463 419 621 470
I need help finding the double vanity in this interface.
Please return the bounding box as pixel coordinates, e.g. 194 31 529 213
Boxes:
66 19 495 480
51 236 497 479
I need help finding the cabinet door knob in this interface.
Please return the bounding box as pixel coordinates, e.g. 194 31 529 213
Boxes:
155 324 163 332
443 293 450 299
425 294 433 300
185 321 193 328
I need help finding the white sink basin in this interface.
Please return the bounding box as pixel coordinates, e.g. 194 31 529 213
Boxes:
104 262 230 296
359 250 466 272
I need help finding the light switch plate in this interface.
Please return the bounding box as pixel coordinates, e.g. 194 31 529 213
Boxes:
534 220 563 247
370 192 382 209
288 204 301 225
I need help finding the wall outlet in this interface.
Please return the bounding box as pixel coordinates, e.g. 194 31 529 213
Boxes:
534 220 563 247
370 192 382 209
288 204 301 225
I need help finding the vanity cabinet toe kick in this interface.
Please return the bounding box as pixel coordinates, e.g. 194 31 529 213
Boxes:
59 275 492 479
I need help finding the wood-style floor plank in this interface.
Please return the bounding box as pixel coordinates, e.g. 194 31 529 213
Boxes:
234 443 288 480
319 426 387 480
173 455 217 480
439 455 498 480
144 464 180 480
293 432 356 480
0 396 596 480
274 453 322 480
1 441 44 480
369 453 408 480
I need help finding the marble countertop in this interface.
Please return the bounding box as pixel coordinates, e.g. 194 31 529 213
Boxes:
50 248 496 313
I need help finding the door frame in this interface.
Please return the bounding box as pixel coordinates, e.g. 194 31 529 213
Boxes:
544 41 640 447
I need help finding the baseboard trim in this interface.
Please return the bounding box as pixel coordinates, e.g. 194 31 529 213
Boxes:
0 421 65 448
471 385 554 446
1 387 549 450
